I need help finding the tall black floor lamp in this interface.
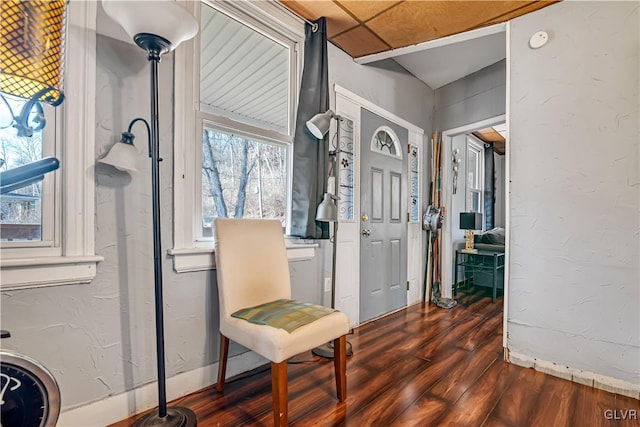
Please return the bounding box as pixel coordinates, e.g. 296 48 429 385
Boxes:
101 2 198 426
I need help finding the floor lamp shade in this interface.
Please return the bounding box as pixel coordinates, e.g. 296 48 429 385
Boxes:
316 193 337 222
306 109 334 139
0 0 67 105
102 0 198 51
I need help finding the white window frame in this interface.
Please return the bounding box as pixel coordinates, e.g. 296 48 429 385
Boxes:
466 136 485 220
170 0 314 273
0 1 102 290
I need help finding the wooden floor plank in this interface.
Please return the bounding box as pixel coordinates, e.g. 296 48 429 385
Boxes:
417 313 484 359
481 416 515 427
433 357 518 426
572 385 623 427
429 333 502 403
388 394 449 427
290 354 432 426
340 347 469 426
489 364 547 426
456 311 503 352
526 374 578 427
109 291 640 427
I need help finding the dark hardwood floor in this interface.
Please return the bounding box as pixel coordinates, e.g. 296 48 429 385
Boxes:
111 288 640 426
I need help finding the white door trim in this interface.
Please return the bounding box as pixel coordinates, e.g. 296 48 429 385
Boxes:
334 85 425 327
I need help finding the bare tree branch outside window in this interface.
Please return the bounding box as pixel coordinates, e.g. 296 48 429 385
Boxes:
201 127 286 235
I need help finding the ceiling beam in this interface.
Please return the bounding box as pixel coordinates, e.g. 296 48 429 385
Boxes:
355 22 506 64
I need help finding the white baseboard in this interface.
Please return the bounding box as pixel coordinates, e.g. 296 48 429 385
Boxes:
57 351 268 427
507 350 640 400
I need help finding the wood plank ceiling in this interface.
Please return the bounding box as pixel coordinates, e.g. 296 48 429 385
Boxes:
474 127 507 155
281 1 557 58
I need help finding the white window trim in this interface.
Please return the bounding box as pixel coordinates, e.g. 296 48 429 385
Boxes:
171 0 309 273
0 1 102 290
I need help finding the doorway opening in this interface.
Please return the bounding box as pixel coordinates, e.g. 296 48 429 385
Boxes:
440 115 508 347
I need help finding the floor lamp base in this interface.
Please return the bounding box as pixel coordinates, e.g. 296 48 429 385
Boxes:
131 407 197 427
312 340 353 359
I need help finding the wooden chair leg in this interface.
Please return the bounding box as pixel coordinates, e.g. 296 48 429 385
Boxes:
216 333 229 392
333 335 347 402
271 361 288 427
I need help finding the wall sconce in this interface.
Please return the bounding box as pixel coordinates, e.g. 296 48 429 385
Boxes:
98 118 151 173
452 148 461 194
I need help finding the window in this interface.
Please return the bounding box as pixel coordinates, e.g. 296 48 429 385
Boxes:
370 126 402 159
0 94 56 244
194 1 298 239
466 137 484 216
0 2 101 290
201 125 288 236
171 1 309 272
196 1 295 236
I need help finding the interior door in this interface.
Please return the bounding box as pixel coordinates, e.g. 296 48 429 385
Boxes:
360 108 408 322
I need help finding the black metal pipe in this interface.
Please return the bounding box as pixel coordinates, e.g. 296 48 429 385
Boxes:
148 48 167 419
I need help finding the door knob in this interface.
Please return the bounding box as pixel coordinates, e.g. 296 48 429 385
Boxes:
361 228 371 237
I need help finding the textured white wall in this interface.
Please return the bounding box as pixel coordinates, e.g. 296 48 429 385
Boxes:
508 1 639 383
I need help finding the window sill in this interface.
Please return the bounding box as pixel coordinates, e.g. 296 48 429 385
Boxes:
168 241 319 273
0 255 104 291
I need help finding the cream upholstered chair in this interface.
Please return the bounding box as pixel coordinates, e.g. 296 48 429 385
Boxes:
213 218 349 426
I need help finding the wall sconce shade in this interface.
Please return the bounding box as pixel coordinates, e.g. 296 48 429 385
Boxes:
0 1 67 106
102 0 198 52
306 109 334 139
316 193 337 222
460 212 483 230
99 132 139 172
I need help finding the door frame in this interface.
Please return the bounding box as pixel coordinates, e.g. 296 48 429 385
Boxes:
440 114 507 343
441 115 505 299
334 84 425 327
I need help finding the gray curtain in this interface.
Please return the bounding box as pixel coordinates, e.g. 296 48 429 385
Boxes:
483 142 495 230
290 18 329 239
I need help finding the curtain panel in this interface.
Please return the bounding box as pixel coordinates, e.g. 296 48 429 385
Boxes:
483 142 495 230
290 18 329 239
